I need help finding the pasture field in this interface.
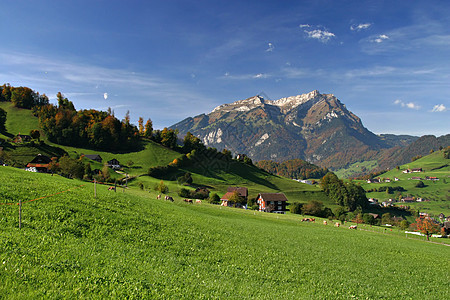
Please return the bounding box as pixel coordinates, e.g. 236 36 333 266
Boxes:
1 167 449 299
359 151 450 216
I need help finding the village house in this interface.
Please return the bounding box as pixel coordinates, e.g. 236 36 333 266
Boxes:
107 158 121 169
367 178 380 184
402 169 411 174
401 197 415 203
425 176 439 181
257 193 288 213
84 154 103 163
394 177 399 181
410 177 422 180
384 178 391 183
26 154 52 173
411 168 423 173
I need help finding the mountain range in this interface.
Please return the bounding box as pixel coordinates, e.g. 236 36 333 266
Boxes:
171 90 449 172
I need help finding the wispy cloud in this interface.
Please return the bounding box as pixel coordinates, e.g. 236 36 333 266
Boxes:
222 72 270 80
266 42 275 52
300 25 335 43
350 23 372 31
431 104 447 112
394 99 421 110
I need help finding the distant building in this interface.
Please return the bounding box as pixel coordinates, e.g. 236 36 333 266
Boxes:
26 154 52 173
257 193 288 213
84 154 103 163
226 187 248 201
107 158 121 169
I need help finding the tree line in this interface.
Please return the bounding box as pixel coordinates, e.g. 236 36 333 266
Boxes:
256 158 328 179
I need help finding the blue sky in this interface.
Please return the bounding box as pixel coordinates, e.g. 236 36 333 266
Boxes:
0 0 449 136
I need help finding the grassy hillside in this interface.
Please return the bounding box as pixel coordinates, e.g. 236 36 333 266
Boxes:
0 102 40 138
1 167 449 298
1 104 328 205
358 150 450 216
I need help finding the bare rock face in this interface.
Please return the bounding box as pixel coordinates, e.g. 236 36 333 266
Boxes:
171 90 388 169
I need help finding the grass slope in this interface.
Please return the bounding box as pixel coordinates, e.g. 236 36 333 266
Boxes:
359 150 450 216
1 167 449 299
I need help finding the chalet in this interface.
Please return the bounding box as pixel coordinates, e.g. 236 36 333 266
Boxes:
425 176 439 181
439 213 446 219
195 187 210 198
394 177 399 181
402 169 411 174
107 158 121 169
410 177 422 180
257 193 288 213
411 168 423 173
84 154 103 163
401 197 415 203
368 198 379 205
26 154 52 173
227 187 248 201
384 178 391 183
442 222 450 235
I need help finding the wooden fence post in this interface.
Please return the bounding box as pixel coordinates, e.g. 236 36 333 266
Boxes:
94 179 97 198
18 199 22 229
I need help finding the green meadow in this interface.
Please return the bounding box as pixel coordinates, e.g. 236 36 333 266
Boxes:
1 167 449 299
358 151 450 216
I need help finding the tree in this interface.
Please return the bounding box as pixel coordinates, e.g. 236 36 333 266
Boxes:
415 181 425 188
228 191 245 206
363 213 376 225
56 92 75 110
208 193 220 204
138 117 144 136
101 163 111 182
289 202 303 214
399 220 410 230
381 213 392 225
0 108 6 131
144 119 153 138
412 217 440 240
154 180 169 194
58 156 84 179
30 129 40 141
301 200 328 217
183 132 203 153
160 128 178 149
177 172 193 185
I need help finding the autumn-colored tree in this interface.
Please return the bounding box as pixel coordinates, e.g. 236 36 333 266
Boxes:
144 118 153 138
138 117 144 135
412 217 440 240
0 108 6 131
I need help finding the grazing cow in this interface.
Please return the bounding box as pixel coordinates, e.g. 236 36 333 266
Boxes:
302 218 315 222
334 223 340 227
323 220 327 225
183 199 193 203
156 194 161 200
349 225 357 229
108 186 115 191
195 200 202 204
166 196 174 202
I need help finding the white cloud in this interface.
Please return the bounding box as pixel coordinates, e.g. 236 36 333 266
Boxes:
103 93 108 100
350 23 372 31
301 24 335 43
253 73 268 79
372 34 389 43
305 29 335 43
221 72 269 80
266 42 275 52
394 99 421 110
431 104 447 112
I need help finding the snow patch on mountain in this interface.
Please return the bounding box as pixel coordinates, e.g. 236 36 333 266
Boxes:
255 133 269 147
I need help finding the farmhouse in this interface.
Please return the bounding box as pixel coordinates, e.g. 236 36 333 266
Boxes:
227 186 248 201
26 154 52 173
410 177 422 180
84 154 103 163
257 193 288 213
107 158 121 169
367 178 380 184
425 176 439 181
411 168 423 173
